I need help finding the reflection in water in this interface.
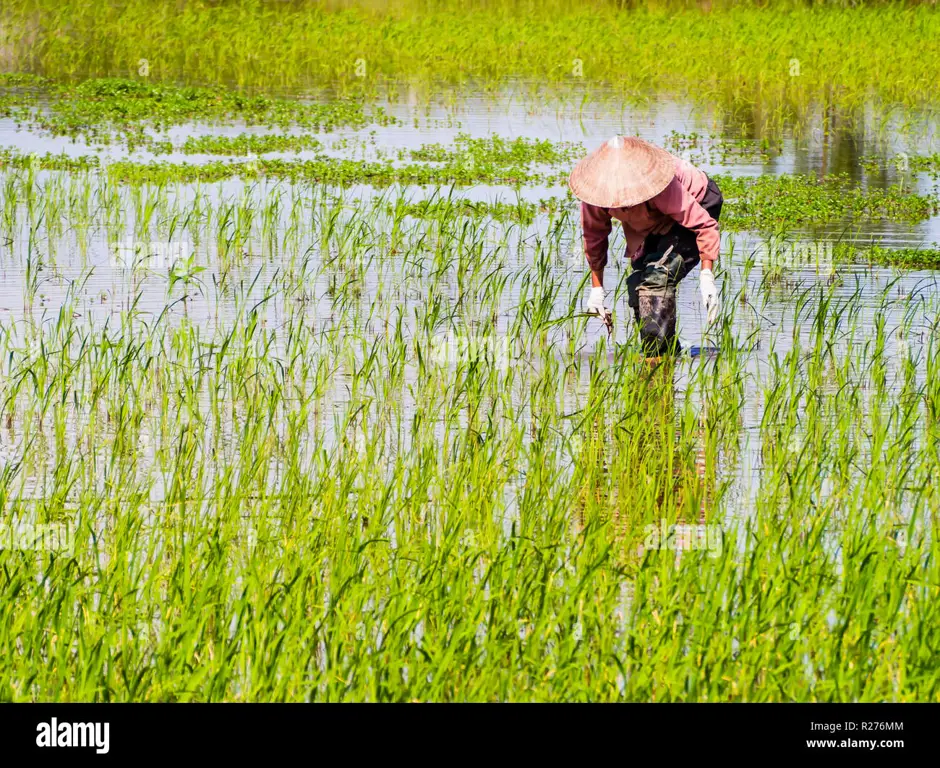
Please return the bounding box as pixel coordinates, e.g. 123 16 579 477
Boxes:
588 351 715 563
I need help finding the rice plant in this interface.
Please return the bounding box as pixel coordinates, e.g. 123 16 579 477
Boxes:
0 1 939 703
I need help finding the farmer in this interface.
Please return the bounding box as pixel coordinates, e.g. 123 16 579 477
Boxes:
570 136 723 355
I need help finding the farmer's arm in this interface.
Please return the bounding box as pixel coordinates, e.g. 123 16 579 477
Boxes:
650 178 719 271
581 202 612 287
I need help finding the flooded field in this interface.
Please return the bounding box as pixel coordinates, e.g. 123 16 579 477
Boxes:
1 0 940 702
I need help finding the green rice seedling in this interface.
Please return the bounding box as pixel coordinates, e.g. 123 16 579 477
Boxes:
408 133 584 169
713 172 939 232
833 242 940 270
0 37 939 702
0 76 397 147
177 133 323 156
0 228 938 701
3 0 940 135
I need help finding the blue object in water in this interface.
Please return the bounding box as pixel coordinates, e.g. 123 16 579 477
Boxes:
689 345 720 359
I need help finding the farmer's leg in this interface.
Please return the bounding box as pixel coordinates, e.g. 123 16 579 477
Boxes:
628 241 684 356
626 236 688 318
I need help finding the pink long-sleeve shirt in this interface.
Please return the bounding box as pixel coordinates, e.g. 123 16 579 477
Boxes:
580 155 719 271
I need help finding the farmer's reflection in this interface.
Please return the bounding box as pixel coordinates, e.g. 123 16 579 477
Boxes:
585 357 711 550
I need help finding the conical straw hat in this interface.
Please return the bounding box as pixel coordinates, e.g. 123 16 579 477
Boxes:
569 136 676 208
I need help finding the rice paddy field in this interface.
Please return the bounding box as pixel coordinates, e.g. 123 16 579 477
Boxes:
1 0 940 702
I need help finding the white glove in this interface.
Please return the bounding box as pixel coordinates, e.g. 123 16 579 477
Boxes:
700 268 719 325
587 286 610 322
